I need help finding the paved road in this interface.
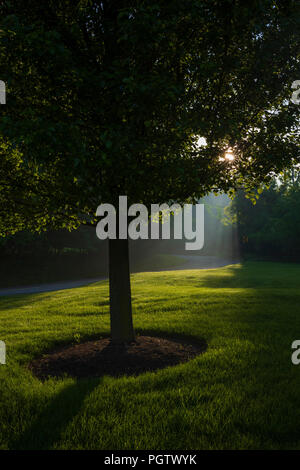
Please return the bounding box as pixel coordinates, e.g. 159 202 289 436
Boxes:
0 255 239 297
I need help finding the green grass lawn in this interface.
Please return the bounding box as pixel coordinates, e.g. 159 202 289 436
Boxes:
1 261 300 450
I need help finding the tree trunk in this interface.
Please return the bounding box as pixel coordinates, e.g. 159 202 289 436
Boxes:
109 238 135 343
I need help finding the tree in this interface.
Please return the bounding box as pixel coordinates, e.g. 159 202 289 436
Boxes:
0 0 299 343
232 168 300 260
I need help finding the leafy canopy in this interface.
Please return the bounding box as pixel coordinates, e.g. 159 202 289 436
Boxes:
0 0 299 235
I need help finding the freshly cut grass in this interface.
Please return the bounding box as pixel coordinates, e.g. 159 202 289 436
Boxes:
1 261 300 449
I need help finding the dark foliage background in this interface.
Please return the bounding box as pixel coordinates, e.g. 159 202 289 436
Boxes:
233 171 300 261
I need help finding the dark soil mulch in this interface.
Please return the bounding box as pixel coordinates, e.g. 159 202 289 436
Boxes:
29 335 207 380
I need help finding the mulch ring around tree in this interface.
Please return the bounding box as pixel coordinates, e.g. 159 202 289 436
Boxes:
29 335 207 380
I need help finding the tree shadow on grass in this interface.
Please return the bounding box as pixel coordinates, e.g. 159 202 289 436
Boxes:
12 378 101 450
0 293 47 311
0 281 106 312
12 329 207 450
195 261 300 289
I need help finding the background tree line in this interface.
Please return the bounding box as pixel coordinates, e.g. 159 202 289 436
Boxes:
232 169 300 261
0 199 238 287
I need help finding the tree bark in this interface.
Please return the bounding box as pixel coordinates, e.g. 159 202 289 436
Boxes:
109 237 135 343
